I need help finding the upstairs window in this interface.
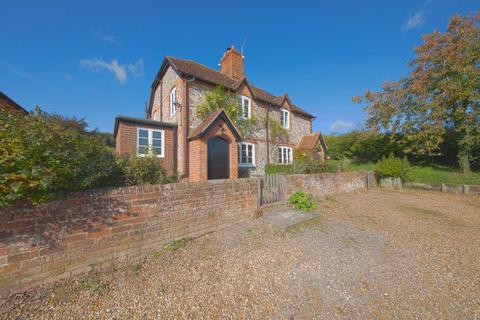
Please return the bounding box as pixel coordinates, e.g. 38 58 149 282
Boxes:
280 108 289 128
278 146 292 164
238 142 255 167
238 95 251 119
137 128 164 157
170 87 177 116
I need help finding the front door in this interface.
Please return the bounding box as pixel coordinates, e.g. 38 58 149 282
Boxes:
208 137 229 180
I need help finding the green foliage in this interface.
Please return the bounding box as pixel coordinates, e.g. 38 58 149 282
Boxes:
325 131 403 162
268 117 288 142
289 191 317 211
0 109 177 208
97 131 115 148
195 85 259 136
265 164 293 174
293 149 326 174
374 155 412 181
354 13 480 173
0 109 121 207
116 153 176 186
265 151 326 175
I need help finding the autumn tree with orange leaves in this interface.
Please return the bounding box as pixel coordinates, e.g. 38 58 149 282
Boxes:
354 13 480 173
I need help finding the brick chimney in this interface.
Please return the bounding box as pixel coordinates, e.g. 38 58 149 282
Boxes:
219 46 244 80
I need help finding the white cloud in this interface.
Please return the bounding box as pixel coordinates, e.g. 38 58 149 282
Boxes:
62 73 73 81
94 32 120 46
401 0 432 32
401 11 426 31
79 58 143 85
330 120 354 132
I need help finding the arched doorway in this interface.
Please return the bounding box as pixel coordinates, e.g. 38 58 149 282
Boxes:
208 137 229 180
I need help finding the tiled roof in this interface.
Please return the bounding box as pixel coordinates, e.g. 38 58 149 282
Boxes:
0 91 28 114
297 132 328 151
162 57 314 119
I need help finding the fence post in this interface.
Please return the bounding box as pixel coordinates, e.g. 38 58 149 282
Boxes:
463 184 470 194
441 183 446 192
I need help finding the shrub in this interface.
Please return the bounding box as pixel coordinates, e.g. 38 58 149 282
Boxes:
293 149 326 174
0 109 121 207
374 155 412 181
289 191 317 211
265 164 293 174
116 153 176 186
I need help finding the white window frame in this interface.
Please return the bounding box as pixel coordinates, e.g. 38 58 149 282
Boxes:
280 108 289 129
278 146 292 164
170 87 177 116
238 95 251 119
238 142 255 167
137 127 165 158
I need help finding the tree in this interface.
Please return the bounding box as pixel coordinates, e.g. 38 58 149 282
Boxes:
195 86 259 136
353 13 480 173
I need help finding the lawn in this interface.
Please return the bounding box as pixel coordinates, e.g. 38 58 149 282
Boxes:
327 160 480 185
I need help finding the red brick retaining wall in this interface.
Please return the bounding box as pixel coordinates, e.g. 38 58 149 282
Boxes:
0 178 259 295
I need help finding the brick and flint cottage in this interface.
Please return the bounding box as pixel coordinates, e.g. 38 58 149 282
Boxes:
114 46 326 181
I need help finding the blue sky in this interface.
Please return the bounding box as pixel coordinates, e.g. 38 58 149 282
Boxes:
1 0 477 134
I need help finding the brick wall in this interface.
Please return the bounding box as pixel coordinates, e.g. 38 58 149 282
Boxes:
0 178 259 295
281 171 369 201
115 121 177 174
189 118 239 181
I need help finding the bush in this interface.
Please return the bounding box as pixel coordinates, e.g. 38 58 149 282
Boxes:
374 155 412 181
265 164 293 174
289 191 317 211
0 109 122 207
293 150 326 174
116 154 177 186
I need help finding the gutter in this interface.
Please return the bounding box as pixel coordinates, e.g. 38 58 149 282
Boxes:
183 76 195 179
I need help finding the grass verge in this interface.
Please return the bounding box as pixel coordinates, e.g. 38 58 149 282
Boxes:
327 160 480 185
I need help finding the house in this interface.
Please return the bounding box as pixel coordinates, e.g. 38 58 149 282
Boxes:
0 91 28 114
114 46 326 181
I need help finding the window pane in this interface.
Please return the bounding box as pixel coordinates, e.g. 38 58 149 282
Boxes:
139 137 148 146
154 146 162 155
139 129 148 138
138 146 147 155
152 131 161 139
152 139 161 147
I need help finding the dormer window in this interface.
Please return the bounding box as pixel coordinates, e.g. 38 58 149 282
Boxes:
280 108 289 128
238 95 251 119
170 87 177 116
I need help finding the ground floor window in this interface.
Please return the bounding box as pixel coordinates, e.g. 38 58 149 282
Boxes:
137 128 164 157
278 146 292 164
238 142 255 167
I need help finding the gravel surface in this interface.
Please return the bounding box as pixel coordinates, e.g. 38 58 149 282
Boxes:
1 188 479 319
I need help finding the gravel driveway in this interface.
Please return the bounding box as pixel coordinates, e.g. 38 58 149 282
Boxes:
2 188 480 319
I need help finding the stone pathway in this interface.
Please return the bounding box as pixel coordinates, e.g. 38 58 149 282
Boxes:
261 208 319 229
